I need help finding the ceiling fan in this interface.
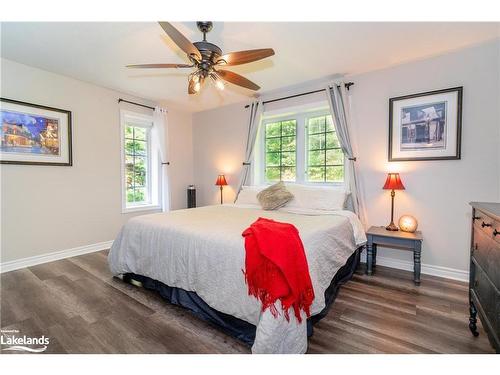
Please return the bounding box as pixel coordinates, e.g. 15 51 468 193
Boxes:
126 22 275 95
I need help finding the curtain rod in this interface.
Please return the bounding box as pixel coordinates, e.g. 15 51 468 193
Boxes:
244 82 354 108
118 98 155 111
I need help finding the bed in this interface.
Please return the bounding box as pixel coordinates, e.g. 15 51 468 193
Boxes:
108 187 366 354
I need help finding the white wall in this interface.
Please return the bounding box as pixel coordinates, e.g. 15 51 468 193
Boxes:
165 107 194 210
0 58 193 263
193 40 500 275
348 40 499 273
192 103 249 205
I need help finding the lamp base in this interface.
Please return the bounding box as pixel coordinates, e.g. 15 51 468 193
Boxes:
385 222 399 231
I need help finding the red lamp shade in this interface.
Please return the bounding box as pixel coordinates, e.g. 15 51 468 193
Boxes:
215 175 228 186
382 173 405 190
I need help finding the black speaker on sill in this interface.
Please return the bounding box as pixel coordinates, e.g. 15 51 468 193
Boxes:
187 185 196 208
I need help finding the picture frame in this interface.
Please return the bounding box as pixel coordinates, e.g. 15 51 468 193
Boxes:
388 87 462 162
0 97 72 166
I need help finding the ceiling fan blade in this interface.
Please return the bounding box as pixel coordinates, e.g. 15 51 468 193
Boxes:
217 48 275 66
216 70 260 91
126 63 193 69
158 22 202 61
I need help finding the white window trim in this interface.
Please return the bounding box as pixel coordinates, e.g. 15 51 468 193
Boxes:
120 109 161 214
256 106 345 186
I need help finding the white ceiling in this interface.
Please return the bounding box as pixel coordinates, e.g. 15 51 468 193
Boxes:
1 22 499 112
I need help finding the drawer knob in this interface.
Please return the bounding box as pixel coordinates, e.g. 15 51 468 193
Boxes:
494 229 499 237
481 222 492 228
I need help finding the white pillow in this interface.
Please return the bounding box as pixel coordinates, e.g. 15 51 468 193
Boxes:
285 184 347 211
235 185 267 206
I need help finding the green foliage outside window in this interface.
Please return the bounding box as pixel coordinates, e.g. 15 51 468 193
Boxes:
125 124 149 204
307 115 344 182
264 120 297 182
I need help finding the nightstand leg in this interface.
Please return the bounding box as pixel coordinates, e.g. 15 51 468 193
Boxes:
372 244 377 268
366 241 373 276
414 242 421 285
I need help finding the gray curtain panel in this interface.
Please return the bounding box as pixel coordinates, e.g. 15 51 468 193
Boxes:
235 101 263 200
325 84 366 226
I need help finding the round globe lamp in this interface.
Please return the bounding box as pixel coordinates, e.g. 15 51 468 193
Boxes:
399 215 418 233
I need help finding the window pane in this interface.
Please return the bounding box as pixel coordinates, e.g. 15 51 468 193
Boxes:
126 187 135 203
308 134 323 150
125 155 134 189
281 120 296 136
281 167 296 181
266 137 281 152
125 139 135 155
266 167 281 182
326 149 344 165
133 187 146 203
266 152 280 167
326 116 334 132
308 167 324 182
326 166 344 182
326 132 340 148
281 151 295 166
125 125 134 139
281 136 295 151
308 150 325 166
134 127 146 141
308 116 325 134
133 157 147 187
266 122 280 137
134 140 147 156
264 120 297 183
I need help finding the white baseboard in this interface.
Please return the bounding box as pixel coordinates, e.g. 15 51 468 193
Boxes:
0 240 113 273
360 252 469 282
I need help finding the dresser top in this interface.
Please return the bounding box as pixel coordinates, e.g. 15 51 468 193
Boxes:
470 202 500 221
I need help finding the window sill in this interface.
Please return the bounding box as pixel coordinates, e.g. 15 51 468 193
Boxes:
122 204 162 214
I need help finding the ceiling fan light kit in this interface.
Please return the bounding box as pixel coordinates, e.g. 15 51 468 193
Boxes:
127 21 275 95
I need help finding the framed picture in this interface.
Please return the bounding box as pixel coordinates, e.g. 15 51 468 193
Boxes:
0 98 72 166
389 87 462 161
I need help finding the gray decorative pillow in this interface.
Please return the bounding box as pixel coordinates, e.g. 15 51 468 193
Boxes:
257 181 294 210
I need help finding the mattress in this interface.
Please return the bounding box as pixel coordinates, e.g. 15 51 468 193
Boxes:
108 204 366 353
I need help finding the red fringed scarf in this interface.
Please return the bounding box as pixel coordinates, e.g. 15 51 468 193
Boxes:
242 217 315 323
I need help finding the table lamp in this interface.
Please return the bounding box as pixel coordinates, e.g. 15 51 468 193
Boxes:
215 174 228 204
383 173 405 231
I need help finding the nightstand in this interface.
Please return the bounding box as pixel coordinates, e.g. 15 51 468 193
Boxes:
366 226 423 285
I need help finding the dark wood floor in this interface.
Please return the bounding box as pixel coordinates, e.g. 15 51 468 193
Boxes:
0 250 495 354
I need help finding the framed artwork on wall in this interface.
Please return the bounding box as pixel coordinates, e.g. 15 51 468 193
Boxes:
388 87 462 161
0 98 72 166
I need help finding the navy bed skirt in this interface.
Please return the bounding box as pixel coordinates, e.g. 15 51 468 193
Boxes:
122 248 360 347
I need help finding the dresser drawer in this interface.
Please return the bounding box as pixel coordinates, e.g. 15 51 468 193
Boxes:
473 210 500 246
472 263 500 340
473 224 500 289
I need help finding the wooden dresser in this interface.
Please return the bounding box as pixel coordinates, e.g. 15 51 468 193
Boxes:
469 202 500 353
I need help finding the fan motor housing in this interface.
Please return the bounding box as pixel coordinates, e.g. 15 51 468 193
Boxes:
193 41 222 63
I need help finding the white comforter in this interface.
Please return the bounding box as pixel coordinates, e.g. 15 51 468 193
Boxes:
108 205 366 354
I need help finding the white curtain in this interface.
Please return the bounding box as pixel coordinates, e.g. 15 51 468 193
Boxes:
235 101 263 199
325 83 367 226
152 106 170 212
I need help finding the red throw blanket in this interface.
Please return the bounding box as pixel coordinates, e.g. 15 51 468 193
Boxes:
242 217 314 323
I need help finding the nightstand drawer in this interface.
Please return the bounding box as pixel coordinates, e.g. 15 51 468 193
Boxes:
472 225 500 289
472 263 500 341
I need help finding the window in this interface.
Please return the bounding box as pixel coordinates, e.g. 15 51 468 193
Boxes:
264 120 296 182
257 107 344 185
306 115 344 182
120 110 160 213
